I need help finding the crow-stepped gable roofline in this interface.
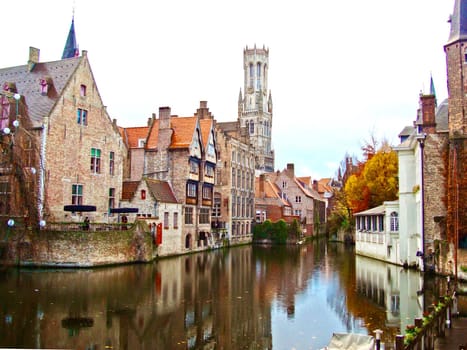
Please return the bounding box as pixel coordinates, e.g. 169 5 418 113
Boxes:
446 0 467 45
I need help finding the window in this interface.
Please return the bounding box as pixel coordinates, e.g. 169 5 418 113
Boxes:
256 62 261 90
249 63 254 88
372 216 377 231
72 184 83 205
189 159 199 175
390 212 399 232
138 138 145 147
109 151 114 175
187 182 197 198
205 164 214 178
77 108 88 125
249 121 254 135
202 185 212 200
282 181 287 188
173 212 179 229
212 196 221 217
199 208 210 224
108 188 115 213
141 190 146 200
164 212 169 229
294 209 302 216
295 196 301 203
379 215 384 232
185 207 193 224
90 148 101 174
80 84 87 97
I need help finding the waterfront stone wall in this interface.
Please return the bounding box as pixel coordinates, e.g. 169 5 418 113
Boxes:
0 221 155 267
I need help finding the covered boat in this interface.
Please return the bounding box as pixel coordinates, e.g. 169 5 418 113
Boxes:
321 333 375 350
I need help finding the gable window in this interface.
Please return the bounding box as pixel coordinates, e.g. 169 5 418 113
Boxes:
80 84 87 97
187 182 197 198
295 196 301 203
141 190 146 200
72 184 83 205
189 159 199 175
185 207 193 224
138 138 145 148
390 212 399 232
108 188 115 214
164 212 169 229
90 148 101 174
109 151 114 175
282 181 287 188
77 108 88 126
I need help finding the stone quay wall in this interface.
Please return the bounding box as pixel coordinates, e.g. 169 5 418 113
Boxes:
0 221 156 267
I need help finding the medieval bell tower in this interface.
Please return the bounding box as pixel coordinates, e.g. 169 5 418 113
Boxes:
238 45 274 173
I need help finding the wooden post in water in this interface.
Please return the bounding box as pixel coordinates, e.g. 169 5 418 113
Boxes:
395 335 404 350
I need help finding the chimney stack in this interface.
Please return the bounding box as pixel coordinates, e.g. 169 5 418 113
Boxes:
159 107 171 129
286 163 295 178
419 94 436 133
28 47 40 72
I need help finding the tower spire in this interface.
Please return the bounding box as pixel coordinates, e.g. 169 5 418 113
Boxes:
447 0 467 45
62 16 79 59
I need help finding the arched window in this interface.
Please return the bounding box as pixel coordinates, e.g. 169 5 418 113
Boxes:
249 63 254 88
390 212 399 232
256 62 261 90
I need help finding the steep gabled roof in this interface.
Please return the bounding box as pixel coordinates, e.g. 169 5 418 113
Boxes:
145 178 178 203
122 181 140 201
447 0 467 45
255 176 291 207
120 126 149 148
200 119 213 149
0 57 81 128
171 117 198 149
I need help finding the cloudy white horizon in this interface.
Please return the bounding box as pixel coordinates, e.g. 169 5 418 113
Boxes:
1 0 455 180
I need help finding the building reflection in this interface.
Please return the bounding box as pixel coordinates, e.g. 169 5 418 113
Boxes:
355 255 424 335
0 243 446 349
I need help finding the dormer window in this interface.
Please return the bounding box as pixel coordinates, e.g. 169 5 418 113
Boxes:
138 138 145 147
80 84 87 97
40 79 49 96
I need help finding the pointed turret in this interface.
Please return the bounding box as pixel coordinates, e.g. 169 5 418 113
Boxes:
62 18 79 59
429 74 437 107
447 0 467 45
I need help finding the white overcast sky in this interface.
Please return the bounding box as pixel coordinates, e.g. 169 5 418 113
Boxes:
1 0 455 179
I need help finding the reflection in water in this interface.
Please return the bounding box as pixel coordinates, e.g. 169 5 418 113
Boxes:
0 241 444 349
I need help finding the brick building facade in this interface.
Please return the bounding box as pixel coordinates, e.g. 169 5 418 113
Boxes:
0 48 125 225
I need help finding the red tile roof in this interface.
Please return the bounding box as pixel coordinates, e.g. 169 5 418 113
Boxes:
121 126 149 148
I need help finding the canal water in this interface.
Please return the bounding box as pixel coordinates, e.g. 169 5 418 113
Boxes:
0 240 445 350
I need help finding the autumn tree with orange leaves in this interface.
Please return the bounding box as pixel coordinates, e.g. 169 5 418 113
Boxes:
344 141 398 214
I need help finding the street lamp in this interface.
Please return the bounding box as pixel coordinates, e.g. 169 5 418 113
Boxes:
416 133 427 272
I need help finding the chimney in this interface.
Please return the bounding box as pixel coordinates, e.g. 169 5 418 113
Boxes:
419 94 436 133
159 107 171 129
286 163 295 178
28 47 40 72
195 101 212 120
312 180 318 192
